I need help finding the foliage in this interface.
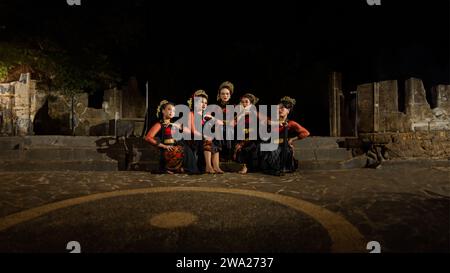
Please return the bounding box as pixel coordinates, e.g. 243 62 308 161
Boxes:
0 41 120 96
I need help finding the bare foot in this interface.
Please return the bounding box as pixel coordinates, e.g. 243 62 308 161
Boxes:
205 167 216 174
214 168 225 174
238 165 248 174
166 170 174 174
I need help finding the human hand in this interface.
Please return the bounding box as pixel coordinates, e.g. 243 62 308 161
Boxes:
204 114 213 121
166 145 175 151
288 139 295 149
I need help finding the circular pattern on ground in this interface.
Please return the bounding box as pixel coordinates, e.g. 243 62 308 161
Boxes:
0 187 366 252
149 211 198 228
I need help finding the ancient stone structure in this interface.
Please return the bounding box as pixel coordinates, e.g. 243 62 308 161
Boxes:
0 73 145 136
352 78 450 160
0 74 43 136
357 80 410 133
329 72 343 137
356 78 450 133
0 82 14 135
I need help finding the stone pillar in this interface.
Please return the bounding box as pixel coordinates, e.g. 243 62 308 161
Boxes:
122 77 145 119
103 88 122 120
357 80 408 133
377 80 408 132
73 93 89 136
13 73 32 136
373 82 380 132
430 85 450 131
405 78 433 131
357 83 374 133
431 85 450 111
0 83 14 135
329 72 342 136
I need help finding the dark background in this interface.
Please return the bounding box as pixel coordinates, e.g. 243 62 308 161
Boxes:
0 0 448 135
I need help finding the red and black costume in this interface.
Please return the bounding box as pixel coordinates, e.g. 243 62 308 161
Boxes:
260 120 310 175
187 110 210 173
217 101 235 161
145 122 184 173
234 108 260 171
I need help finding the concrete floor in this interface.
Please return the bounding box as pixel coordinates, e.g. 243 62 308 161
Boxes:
0 164 448 253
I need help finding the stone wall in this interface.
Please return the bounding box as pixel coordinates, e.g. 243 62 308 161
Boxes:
0 74 42 136
0 73 141 136
357 78 450 133
360 131 450 159
122 77 145 119
431 85 450 110
44 88 123 136
0 82 14 135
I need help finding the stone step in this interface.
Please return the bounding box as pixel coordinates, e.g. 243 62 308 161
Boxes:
0 160 119 171
26 148 117 161
23 136 112 148
295 137 342 149
294 148 353 161
0 136 117 150
0 150 22 160
0 136 344 149
0 148 125 162
0 137 24 150
0 136 364 171
298 156 368 171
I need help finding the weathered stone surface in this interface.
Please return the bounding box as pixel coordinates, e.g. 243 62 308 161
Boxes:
0 75 129 136
429 120 450 131
379 80 398 113
357 80 410 133
103 88 122 119
357 78 449 133
122 77 145 119
357 83 375 133
405 78 434 127
113 120 135 137
73 93 88 116
378 81 409 133
13 79 32 136
382 112 410 133
360 131 450 159
431 85 450 111
0 136 124 171
0 83 14 135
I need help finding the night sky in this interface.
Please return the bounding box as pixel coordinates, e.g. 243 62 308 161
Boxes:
0 0 449 135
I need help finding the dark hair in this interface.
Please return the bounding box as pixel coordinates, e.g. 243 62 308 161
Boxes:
240 93 259 105
279 96 296 111
217 81 234 101
188 89 208 110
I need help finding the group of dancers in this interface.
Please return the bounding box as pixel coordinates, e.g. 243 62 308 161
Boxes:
144 81 310 176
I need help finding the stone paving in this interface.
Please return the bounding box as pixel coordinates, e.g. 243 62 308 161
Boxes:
0 165 448 252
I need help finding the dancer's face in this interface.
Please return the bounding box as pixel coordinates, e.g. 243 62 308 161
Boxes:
278 104 290 118
194 96 208 112
241 97 251 108
162 104 175 119
219 88 231 102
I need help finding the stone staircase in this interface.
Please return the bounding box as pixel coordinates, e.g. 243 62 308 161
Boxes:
294 137 366 170
0 136 123 171
0 136 366 172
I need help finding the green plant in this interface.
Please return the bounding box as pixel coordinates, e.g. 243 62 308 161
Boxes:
0 41 120 95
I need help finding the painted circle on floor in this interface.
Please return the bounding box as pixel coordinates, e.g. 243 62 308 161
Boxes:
0 187 366 252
